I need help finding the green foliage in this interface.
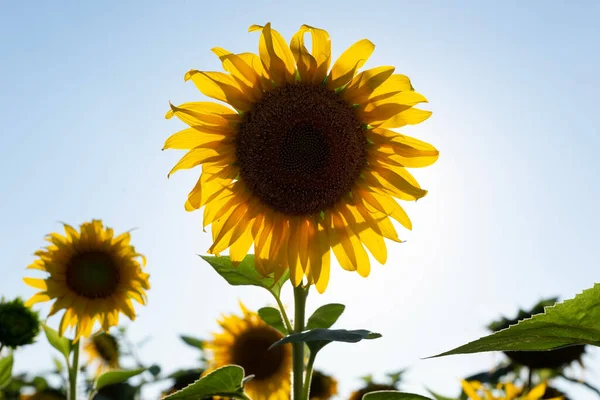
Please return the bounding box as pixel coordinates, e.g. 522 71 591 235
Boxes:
0 298 40 349
93 368 146 391
271 328 381 354
201 255 290 298
434 283 600 357
180 335 204 351
0 352 13 390
163 365 248 400
363 391 433 400
42 324 72 360
306 304 345 330
258 307 287 334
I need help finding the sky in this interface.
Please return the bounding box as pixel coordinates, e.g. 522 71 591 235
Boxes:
1 0 599 398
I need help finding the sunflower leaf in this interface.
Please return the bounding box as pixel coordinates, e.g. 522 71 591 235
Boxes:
94 368 146 391
0 352 13 390
42 324 72 361
363 391 434 400
306 303 345 330
270 328 381 355
432 283 600 358
201 255 290 298
180 335 204 351
164 365 247 400
258 307 287 334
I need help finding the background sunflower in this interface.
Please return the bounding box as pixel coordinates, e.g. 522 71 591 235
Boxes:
83 333 120 376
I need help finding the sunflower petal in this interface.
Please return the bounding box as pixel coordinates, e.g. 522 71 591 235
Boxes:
163 127 229 151
212 48 263 101
185 70 251 111
168 145 234 177
364 167 427 201
343 66 395 104
328 39 375 89
368 74 414 102
23 277 48 290
378 108 432 129
251 23 296 86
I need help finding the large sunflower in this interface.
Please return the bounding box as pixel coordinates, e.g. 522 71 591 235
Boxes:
84 332 120 376
23 220 150 341
461 381 563 400
204 302 292 400
164 23 438 292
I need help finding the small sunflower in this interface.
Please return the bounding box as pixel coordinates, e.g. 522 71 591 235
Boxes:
20 389 66 400
204 302 292 400
461 381 563 400
349 383 397 400
0 297 40 349
84 332 120 376
165 23 438 292
488 298 585 370
23 220 150 341
309 370 338 400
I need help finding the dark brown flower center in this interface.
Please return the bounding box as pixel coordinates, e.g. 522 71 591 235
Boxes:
236 83 366 215
92 333 119 363
66 251 120 299
231 326 286 380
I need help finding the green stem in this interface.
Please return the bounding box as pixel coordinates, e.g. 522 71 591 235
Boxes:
301 351 317 400
292 285 308 400
69 341 80 400
274 295 293 333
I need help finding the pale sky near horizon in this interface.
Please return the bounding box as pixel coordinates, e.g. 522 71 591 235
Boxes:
1 1 599 399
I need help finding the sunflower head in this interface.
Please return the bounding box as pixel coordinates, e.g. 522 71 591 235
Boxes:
0 297 40 349
204 302 292 400
349 383 397 400
308 370 338 400
461 380 562 400
23 220 150 342
84 332 120 376
165 23 438 293
488 299 585 370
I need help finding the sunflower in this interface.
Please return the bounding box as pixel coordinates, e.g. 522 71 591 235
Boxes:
0 297 40 349
164 23 438 292
349 383 397 400
461 381 563 400
84 332 120 376
204 302 292 400
23 220 150 341
309 370 338 399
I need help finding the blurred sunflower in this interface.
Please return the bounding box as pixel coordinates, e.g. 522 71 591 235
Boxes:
488 298 586 370
164 22 438 292
461 381 563 400
0 297 40 349
23 220 150 341
84 332 120 376
308 370 338 399
204 302 292 400
349 383 397 400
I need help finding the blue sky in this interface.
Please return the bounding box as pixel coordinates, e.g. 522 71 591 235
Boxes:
1 0 599 398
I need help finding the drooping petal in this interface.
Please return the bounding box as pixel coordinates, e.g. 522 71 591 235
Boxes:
290 24 331 84
364 167 428 201
328 39 375 89
250 23 297 86
212 48 263 101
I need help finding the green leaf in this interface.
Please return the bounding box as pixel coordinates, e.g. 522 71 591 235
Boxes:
180 335 204 351
271 328 381 354
258 307 287 334
433 283 600 358
42 324 72 360
94 368 146 391
0 352 14 390
201 255 290 298
164 365 247 399
52 357 64 373
306 303 345 330
363 391 433 400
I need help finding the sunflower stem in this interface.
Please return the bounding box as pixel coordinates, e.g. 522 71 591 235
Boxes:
301 351 317 400
274 295 293 333
292 284 308 400
69 340 80 400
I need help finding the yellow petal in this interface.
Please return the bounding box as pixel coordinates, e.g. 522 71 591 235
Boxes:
23 277 48 290
327 211 370 276
328 39 375 89
526 383 547 400
343 66 395 104
365 91 428 110
379 108 432 129
290 24 331 84
290 27 317 83
212 48 263 101
168 145 234 177
359 189 412 230
209 202 250 254
364 168 427 201
184 70 251 111
368 74 414 102
25 292 51 306
185 166 238 212
314 223 331 293
461 381 483 400
369 129 439 168
340 203 387 264
163 127 229 151
230 226 254 265
165 101 239 126
251 23 296 86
